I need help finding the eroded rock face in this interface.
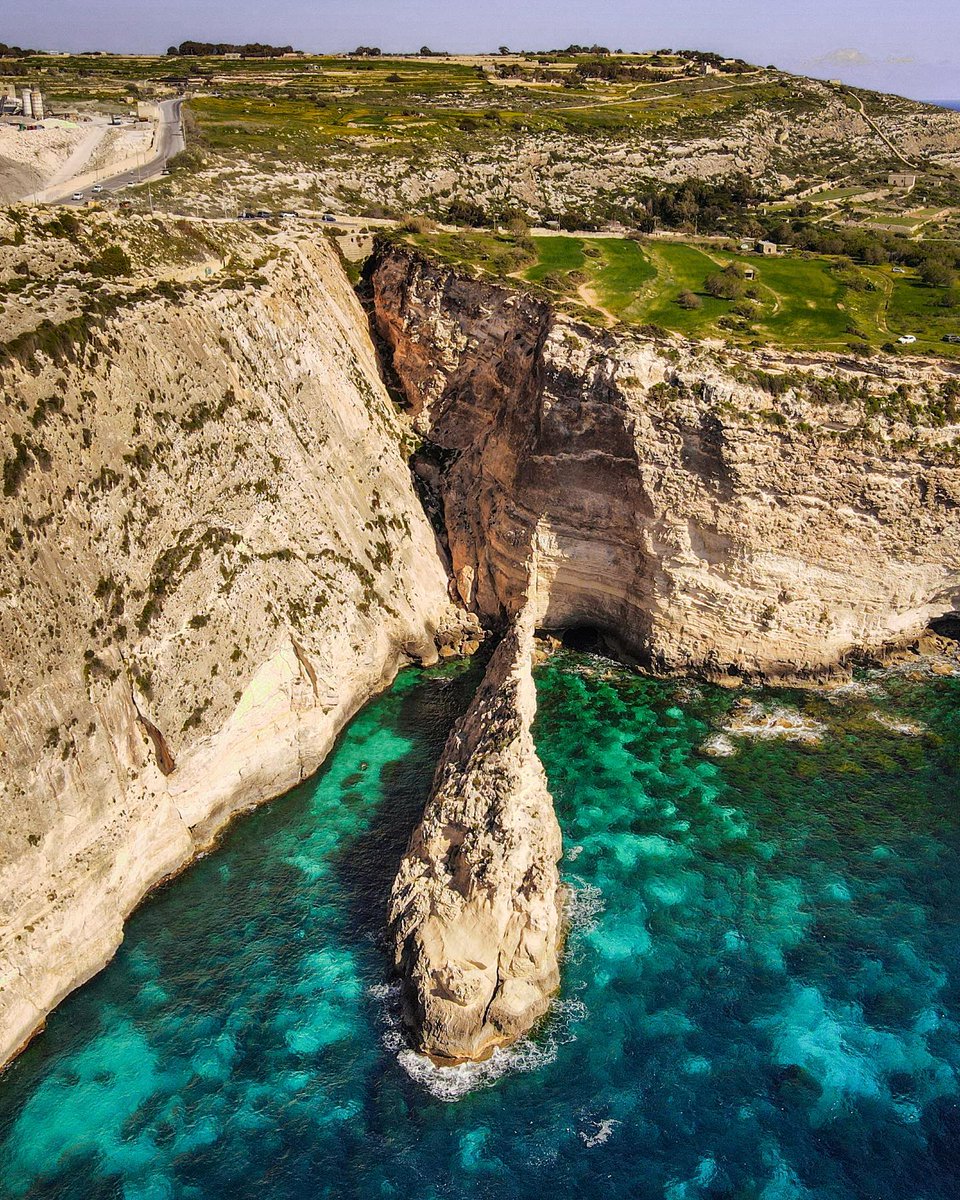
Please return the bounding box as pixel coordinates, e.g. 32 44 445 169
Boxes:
371 245 960 684
389 603 563 1063
0 235 466 1067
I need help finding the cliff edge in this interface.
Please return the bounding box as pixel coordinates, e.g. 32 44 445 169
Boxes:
0 217 468 1068
371 242 960 684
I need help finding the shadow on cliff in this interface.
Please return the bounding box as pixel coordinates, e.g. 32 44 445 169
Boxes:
330 649 490 954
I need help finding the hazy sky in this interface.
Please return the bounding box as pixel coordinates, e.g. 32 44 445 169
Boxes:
6 0 960 99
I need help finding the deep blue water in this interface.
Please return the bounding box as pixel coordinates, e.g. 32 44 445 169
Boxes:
0 652 958 1199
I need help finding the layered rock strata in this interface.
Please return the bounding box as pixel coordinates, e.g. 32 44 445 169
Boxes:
389 600 563 1062
371 244 960 683
0 234 468 1068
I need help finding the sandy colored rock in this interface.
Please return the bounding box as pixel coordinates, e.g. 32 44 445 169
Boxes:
0 230 462 1068
389 602 563 1063
371 244 960 684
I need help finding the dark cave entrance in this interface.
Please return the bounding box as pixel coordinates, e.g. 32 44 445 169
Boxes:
545 624 646 667
929 611 960 642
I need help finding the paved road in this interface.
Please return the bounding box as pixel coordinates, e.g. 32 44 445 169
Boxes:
48 98 185 206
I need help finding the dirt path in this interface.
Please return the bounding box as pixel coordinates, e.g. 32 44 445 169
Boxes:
43 126 108 190
577 282 618 326
850 93 918 169
558 75 766 113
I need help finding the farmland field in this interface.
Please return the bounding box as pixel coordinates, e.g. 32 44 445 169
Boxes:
406 230 960 355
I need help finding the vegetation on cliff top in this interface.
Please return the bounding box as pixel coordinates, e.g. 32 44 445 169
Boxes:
10 45 957 234
402 228 960 357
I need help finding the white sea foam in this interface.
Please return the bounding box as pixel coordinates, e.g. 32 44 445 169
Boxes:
722 704 825 744
366 981 400 1003
867 710 927 736
552 994 589 1028
397 1036 560 1102
820 679 887 703
565 882 605 932
701 733 737 757
579 1118 620 1147
874 657 958 681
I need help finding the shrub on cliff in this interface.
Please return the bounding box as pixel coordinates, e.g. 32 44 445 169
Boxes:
84 246 132 278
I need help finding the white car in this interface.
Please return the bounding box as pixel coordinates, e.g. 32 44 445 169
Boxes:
898 335 917 345
92 184 104 194
71 191 83 201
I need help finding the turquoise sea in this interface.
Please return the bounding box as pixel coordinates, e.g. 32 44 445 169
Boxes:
0 651 958 1199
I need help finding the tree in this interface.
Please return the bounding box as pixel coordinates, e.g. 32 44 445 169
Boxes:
499 45 510 55
920 260 956 289
446 199 489 227
704 265 747 301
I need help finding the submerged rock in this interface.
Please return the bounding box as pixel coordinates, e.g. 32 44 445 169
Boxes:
388 606 563 1063
722 703 826 743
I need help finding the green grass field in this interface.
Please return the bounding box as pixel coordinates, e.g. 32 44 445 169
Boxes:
405 231 960 355
523 236 585 281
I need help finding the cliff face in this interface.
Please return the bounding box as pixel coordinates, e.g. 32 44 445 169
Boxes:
389 600 562 1063
5 225 960 1075
371 245 960 683
0 233 465 1067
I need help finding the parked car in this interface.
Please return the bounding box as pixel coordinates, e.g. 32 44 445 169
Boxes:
943 334 960 344
160 169 171 176
897 335 917 345
322 214 337 223
278 210 299 219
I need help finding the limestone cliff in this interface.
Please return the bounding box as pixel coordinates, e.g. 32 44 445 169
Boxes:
0 226 467 1068
371 243 960 683
389 599 562 1063
6 220 960 1075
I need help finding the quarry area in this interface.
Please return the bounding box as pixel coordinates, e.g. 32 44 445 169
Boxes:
0 82 159 205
